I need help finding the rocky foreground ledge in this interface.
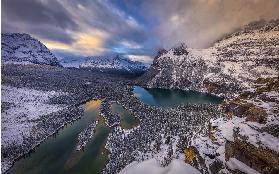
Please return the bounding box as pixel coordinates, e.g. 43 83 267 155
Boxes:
187 77 279 174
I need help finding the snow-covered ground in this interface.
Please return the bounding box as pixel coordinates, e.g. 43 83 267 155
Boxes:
1 85 66 172
119 158 201 174
226 158 260 174
1 85 66 146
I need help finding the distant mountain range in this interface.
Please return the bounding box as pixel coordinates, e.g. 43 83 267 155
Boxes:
138 19 279 98
1 33 60 66
1 33 148 75
80 55 148 74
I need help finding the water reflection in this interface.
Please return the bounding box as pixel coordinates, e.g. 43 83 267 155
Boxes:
85 99 102 111
133 86 223 107
7 99 110 174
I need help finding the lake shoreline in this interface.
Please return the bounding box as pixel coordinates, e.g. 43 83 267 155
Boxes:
2 64 226 174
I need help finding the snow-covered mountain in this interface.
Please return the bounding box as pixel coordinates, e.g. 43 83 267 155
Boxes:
1 33 60 66
138 20 279 98
80 55 148 74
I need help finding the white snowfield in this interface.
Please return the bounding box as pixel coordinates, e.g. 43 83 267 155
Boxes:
1 85 65 147
226 158 260 174
119 158 201 174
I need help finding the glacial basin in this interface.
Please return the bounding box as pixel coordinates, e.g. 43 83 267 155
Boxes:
7 100 110 174
133 86 223 107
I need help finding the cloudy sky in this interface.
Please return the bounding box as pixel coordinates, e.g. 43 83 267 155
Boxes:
2 0 279 63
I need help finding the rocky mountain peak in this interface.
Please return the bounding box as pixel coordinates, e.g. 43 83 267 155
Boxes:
1 33 60 66
171 42 189 56
156 48 168 57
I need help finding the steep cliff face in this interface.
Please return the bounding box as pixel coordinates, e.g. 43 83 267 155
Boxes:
1 33 60 66
140 45 215 92
139 20 279 98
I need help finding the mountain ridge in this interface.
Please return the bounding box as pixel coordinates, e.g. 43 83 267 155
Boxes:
80 55 148 75
1 33 61 66
138 20 279 98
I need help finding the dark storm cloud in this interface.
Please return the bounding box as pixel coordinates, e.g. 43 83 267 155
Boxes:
2 0 77 43
2 0 279 60
1 0 151 55
140 0 279 48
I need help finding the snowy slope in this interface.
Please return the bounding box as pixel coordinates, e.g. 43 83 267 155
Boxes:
1 33 60 66
139 20 279 98
80 55 148 74
1 85 66 172
119 158 201 174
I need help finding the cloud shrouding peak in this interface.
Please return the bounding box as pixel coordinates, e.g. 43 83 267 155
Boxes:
142 0 279 48
2 0 279 61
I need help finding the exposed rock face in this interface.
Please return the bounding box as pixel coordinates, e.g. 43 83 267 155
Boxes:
225 100 268 123
139 45 210 92
192 75 279 174
138 20 279 98
1 33 60 66
224 76 279 123
225 139 279 174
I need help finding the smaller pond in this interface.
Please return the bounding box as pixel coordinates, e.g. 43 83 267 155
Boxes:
133 86 223 107
110 103 139 129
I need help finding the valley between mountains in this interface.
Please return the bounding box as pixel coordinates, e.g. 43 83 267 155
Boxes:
1 20 279 174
